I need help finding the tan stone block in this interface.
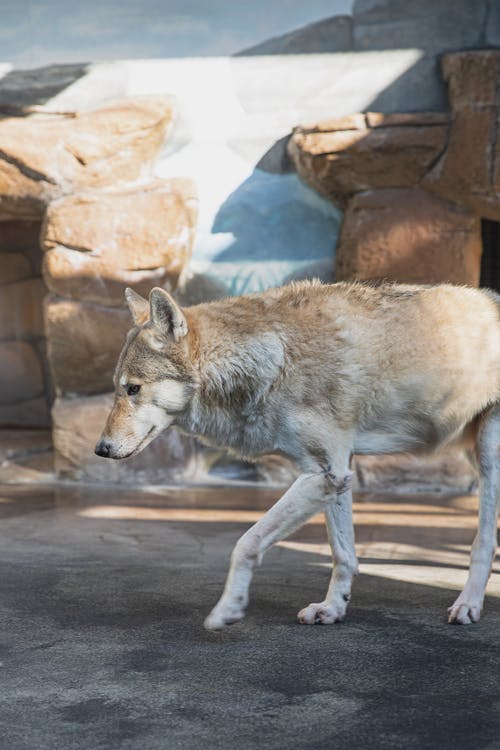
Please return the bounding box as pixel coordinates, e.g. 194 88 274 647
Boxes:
41 179 197 305
0 341 44 403
423 108 498 216
0 253 32 285
0 277 46 338
442 51 500 109
45 297 131 396
0 96 175 220
297 113 368 133
335 188 481 286
289 124 448 205
422 51 500 219
52 394 197 483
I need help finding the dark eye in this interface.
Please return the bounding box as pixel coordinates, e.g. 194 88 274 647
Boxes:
126 384 141 396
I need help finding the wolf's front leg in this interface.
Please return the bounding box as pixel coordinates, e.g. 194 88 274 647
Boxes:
204 470 349 630
298 484 358 624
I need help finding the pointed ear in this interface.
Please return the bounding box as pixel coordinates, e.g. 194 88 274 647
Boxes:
125 288 149 325
149 287 188 341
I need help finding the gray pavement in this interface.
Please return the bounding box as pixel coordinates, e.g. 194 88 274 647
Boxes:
0 483 499 749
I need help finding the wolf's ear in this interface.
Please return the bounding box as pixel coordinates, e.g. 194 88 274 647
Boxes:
149 287 188 341
125 288 149 325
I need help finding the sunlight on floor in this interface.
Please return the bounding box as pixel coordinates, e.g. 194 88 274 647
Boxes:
78 497 481 528
76 493 500 597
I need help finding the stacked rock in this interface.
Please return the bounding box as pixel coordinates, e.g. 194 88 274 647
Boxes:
0 95 199 482
0 220 49 427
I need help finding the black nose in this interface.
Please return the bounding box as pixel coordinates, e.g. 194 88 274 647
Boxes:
95 440 112 458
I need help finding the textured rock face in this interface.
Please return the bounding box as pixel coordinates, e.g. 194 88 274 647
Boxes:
52 394 199 484
0 96 175 220
288 113 449 206
41 179 197 305
423 51 500 220
45 299 131 396
335 188 482 285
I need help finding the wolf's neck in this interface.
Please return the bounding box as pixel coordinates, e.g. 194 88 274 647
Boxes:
177 327 286 444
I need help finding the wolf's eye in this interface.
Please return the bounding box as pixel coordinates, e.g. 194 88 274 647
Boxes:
126 384 141 396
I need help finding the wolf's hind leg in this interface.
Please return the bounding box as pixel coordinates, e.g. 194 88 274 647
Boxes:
448 403 500 624
298 484 358 624
204 470 348 630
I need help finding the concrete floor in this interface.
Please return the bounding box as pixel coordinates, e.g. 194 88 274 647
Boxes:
0 483 499 750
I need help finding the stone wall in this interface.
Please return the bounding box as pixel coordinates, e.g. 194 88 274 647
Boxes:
44 179 199 482
288 51 499 288
0 94 201 483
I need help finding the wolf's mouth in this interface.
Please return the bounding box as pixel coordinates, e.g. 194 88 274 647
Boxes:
119 426 157 459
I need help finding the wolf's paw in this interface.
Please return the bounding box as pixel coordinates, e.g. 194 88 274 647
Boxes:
297 600 346 625
204 602 246 631
447 599 481 625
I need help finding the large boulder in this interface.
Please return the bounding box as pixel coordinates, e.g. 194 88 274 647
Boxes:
288 111 449 206
335 188 482 286
44 298 131 396
52 394 199 484
41 179 197 305
423 51 500 220
0 96 175 220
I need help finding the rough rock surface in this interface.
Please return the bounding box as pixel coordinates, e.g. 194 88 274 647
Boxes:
335 188 482 286
52 394 199 484
0 96 175 220
41 179 197 305
423 51 500 220
45 298 131 396
288 112 449 206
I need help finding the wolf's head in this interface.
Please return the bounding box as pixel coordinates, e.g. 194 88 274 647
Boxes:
95 287 196 460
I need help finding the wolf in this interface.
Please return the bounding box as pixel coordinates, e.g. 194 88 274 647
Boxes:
95 281 500 629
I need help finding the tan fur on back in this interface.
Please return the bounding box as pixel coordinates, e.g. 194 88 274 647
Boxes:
173 281 500 460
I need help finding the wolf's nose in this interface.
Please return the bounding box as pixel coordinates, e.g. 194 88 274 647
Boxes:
95 440 112 458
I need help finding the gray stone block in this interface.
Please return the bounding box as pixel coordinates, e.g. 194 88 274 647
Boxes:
352 0 488 112
236 14 353 55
